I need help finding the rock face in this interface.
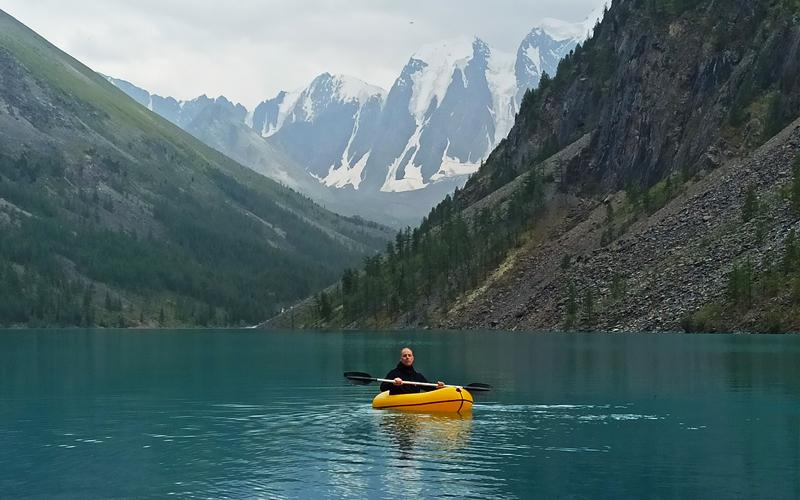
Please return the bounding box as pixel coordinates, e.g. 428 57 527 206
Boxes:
463 1 800 203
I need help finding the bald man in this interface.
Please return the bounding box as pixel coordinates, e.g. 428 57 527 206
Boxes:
380 347 445 395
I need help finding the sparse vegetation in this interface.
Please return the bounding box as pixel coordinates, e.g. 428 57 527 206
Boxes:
684 231 800 332
625 175 685 219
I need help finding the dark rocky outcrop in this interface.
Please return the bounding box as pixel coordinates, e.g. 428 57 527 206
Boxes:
464 0 800 202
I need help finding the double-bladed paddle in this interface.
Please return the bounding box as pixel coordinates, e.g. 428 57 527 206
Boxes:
344 371 492 392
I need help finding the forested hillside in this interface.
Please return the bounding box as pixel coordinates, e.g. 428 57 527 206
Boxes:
276 0 800 332
0 10 390 327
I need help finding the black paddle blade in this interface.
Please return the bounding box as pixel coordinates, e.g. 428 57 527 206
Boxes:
343 371 376 385
464 383 493 392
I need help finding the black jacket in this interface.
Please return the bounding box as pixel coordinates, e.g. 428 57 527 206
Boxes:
380 362 431 395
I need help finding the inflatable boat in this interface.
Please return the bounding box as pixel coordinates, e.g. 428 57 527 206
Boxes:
372 386 473 413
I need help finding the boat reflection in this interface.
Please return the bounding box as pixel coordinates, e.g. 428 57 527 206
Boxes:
378 411 473 458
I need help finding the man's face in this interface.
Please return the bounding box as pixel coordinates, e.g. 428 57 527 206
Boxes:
400 348 414 367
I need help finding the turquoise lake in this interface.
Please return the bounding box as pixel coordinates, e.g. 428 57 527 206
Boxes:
1 329 798 499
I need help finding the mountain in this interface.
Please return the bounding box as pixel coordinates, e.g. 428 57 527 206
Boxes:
250 73 384 187
103 77 321 193
109 24 585 225
515 27 586 105
256 31 580 197
0 9 391 327
273 0 800 332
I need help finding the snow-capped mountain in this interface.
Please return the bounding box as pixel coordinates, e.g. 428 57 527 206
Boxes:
250 73 385 189
515 28 580 105
252 29 579 195
108 16 600 225
364 38 511 193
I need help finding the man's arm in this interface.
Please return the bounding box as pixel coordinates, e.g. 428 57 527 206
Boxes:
379 370 397 392
418 372 446 391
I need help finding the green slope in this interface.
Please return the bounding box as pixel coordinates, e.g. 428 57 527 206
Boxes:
0 9 390 327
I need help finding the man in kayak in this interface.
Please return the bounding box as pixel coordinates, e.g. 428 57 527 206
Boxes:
380 347 445 395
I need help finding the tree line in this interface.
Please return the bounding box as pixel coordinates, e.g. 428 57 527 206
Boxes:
323 170 550 326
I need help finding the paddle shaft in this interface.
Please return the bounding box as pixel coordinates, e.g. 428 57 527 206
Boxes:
343 372 492 392
375 377 451 389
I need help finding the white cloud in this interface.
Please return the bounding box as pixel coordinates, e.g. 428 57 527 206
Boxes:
0 0 603 109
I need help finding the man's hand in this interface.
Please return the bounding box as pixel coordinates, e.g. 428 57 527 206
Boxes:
436 381 445 388
393 377 403 386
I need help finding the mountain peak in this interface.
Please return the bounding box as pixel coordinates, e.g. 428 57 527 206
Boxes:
410 37 474 67
308 72 385 103
536 19 585 42
472 37 491 59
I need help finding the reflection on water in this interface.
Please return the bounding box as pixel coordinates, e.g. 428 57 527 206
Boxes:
0 329 799 499
379 412 472 458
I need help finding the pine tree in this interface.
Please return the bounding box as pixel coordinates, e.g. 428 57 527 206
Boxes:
564 282 578 329
582 287 595 327
783 230 800 275
791 155 800 214
317 291 332 321
727 260 753 309
741 185 759 222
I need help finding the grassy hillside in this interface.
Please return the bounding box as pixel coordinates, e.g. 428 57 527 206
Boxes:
0 10 390 327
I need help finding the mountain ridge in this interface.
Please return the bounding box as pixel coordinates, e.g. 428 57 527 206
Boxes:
0 8 391 327
108 21 591 225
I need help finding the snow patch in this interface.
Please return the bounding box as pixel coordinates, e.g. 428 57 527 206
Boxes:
261 90 301 137
582 1 610 39
524 45 542 75
317 97 373 190
331 74 385 103
407 38 473 123
539 1 608 43
299 93 314 122
381 126 428 192
539 18 587 42
430 140 481 181
486 47 517 144
321 152 370 189
383 163 426 192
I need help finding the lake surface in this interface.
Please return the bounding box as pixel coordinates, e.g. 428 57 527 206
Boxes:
1 329 798 499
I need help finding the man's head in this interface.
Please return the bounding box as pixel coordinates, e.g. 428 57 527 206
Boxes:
399 347 414 367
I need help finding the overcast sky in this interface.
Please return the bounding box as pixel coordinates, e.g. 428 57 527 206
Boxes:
1 0 603 109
